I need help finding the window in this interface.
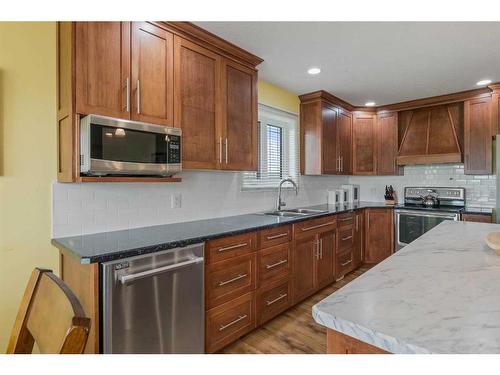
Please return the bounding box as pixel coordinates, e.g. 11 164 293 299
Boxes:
242 104 299 190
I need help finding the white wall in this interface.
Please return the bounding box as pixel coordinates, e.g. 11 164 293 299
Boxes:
52 164 496 238
348 164 495 207
52 172 348 238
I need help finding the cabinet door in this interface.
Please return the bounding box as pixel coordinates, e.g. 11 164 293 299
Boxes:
337 109 353 174
174 36 222 169
75 22 130 119
131 22 174 125
293 235 317 303
464 96 493 175
352 112 376 175
364 208 393 264
377 112 400 175
321 104 339 174
221 59 258 171
353 210 364 268
316 230 336 289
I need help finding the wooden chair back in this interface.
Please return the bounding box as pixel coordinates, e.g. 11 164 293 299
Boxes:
6 268 91 354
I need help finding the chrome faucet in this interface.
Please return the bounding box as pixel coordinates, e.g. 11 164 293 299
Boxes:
276 178 299 211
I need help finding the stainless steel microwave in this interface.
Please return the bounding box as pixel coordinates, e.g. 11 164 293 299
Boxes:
80 115 181 177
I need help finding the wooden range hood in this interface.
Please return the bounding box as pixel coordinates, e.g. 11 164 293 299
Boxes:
396 102 464 165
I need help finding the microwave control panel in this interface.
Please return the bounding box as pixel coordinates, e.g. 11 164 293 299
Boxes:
167 135 181 164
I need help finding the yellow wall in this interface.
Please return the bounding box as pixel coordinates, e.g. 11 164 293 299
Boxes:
258 80 299 114
0 22 299 351
0 22 57 350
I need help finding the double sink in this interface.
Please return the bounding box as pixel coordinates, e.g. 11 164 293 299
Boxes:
263 208 328 217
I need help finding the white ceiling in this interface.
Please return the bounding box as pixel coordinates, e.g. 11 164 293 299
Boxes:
195 22 500 106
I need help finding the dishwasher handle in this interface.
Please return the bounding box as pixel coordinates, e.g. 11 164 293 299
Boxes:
119 256 204 285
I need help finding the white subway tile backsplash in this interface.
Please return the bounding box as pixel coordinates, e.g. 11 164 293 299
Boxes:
349 164 495 209
52 171 350 237
52 164 495 238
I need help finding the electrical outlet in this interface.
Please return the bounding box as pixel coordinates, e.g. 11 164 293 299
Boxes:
171 193 182 209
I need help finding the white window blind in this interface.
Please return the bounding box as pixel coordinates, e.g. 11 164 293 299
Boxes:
242 104 299 191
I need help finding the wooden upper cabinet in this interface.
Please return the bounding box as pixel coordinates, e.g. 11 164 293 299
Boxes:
364 208 393 264
299 96 351 176
464 96 493 175
376 112 400 175
352 112 376 175
131 22 174 125
337 109 353 175
321 104 339 174
75 22 131 119
221 59 258 171
174 36 222 169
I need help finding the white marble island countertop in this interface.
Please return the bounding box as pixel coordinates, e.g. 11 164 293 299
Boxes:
312 221 500 353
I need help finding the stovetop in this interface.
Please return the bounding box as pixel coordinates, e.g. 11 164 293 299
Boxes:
398 186 466 213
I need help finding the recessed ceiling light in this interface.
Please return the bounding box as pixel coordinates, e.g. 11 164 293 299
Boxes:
476 79 492 86
365 101 376 107
307 67 321 75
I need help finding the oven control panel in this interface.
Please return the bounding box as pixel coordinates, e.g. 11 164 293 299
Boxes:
404 187 465 200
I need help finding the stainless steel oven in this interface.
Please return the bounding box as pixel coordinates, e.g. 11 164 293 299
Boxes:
80 114 181 177
394 209 460 251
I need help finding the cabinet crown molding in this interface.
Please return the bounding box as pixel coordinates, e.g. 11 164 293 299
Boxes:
159 21 263 68
300 82 500 113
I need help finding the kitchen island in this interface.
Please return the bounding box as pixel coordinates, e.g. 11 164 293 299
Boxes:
313 221 500 354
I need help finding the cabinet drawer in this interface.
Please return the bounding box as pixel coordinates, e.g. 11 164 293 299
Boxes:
293 216 336 238
336 249 354 279
206 291 255 353
337 212 354 227
259 225 291 249
207 232 257 264
206 253 256 309
258 243 291 285
257 278 292 325
338 226 354 252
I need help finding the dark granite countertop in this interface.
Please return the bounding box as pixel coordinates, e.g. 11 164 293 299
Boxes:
51 201 392 264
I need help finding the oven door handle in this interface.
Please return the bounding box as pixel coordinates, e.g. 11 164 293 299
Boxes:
394 209 459 220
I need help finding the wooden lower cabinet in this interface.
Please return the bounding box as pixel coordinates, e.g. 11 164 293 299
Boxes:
258 243 291 284
327 329 389 354
462 213 492 223
292 234 318 303
353 210 364 268
364 208 394 264
316 230 336 289
205 253 257 310
206 291 256 353
257 278 292 325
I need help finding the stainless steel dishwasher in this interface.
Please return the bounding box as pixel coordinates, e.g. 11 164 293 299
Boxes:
102 243 204 353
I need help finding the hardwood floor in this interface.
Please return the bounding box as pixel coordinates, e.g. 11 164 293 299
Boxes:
221 265 371 354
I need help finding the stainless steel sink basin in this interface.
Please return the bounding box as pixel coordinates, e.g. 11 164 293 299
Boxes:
263 211 307 217
283 208 328 214
262 208 328 217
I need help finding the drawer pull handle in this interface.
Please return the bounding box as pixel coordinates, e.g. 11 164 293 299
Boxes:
301 221 336 232
217 242 248 253
339 217 352 222
342 235 353 241
266 293 288 306
219 314 248 331
218 273 248 286
266 233 288 240
341 259 352 267
266 259 288 269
